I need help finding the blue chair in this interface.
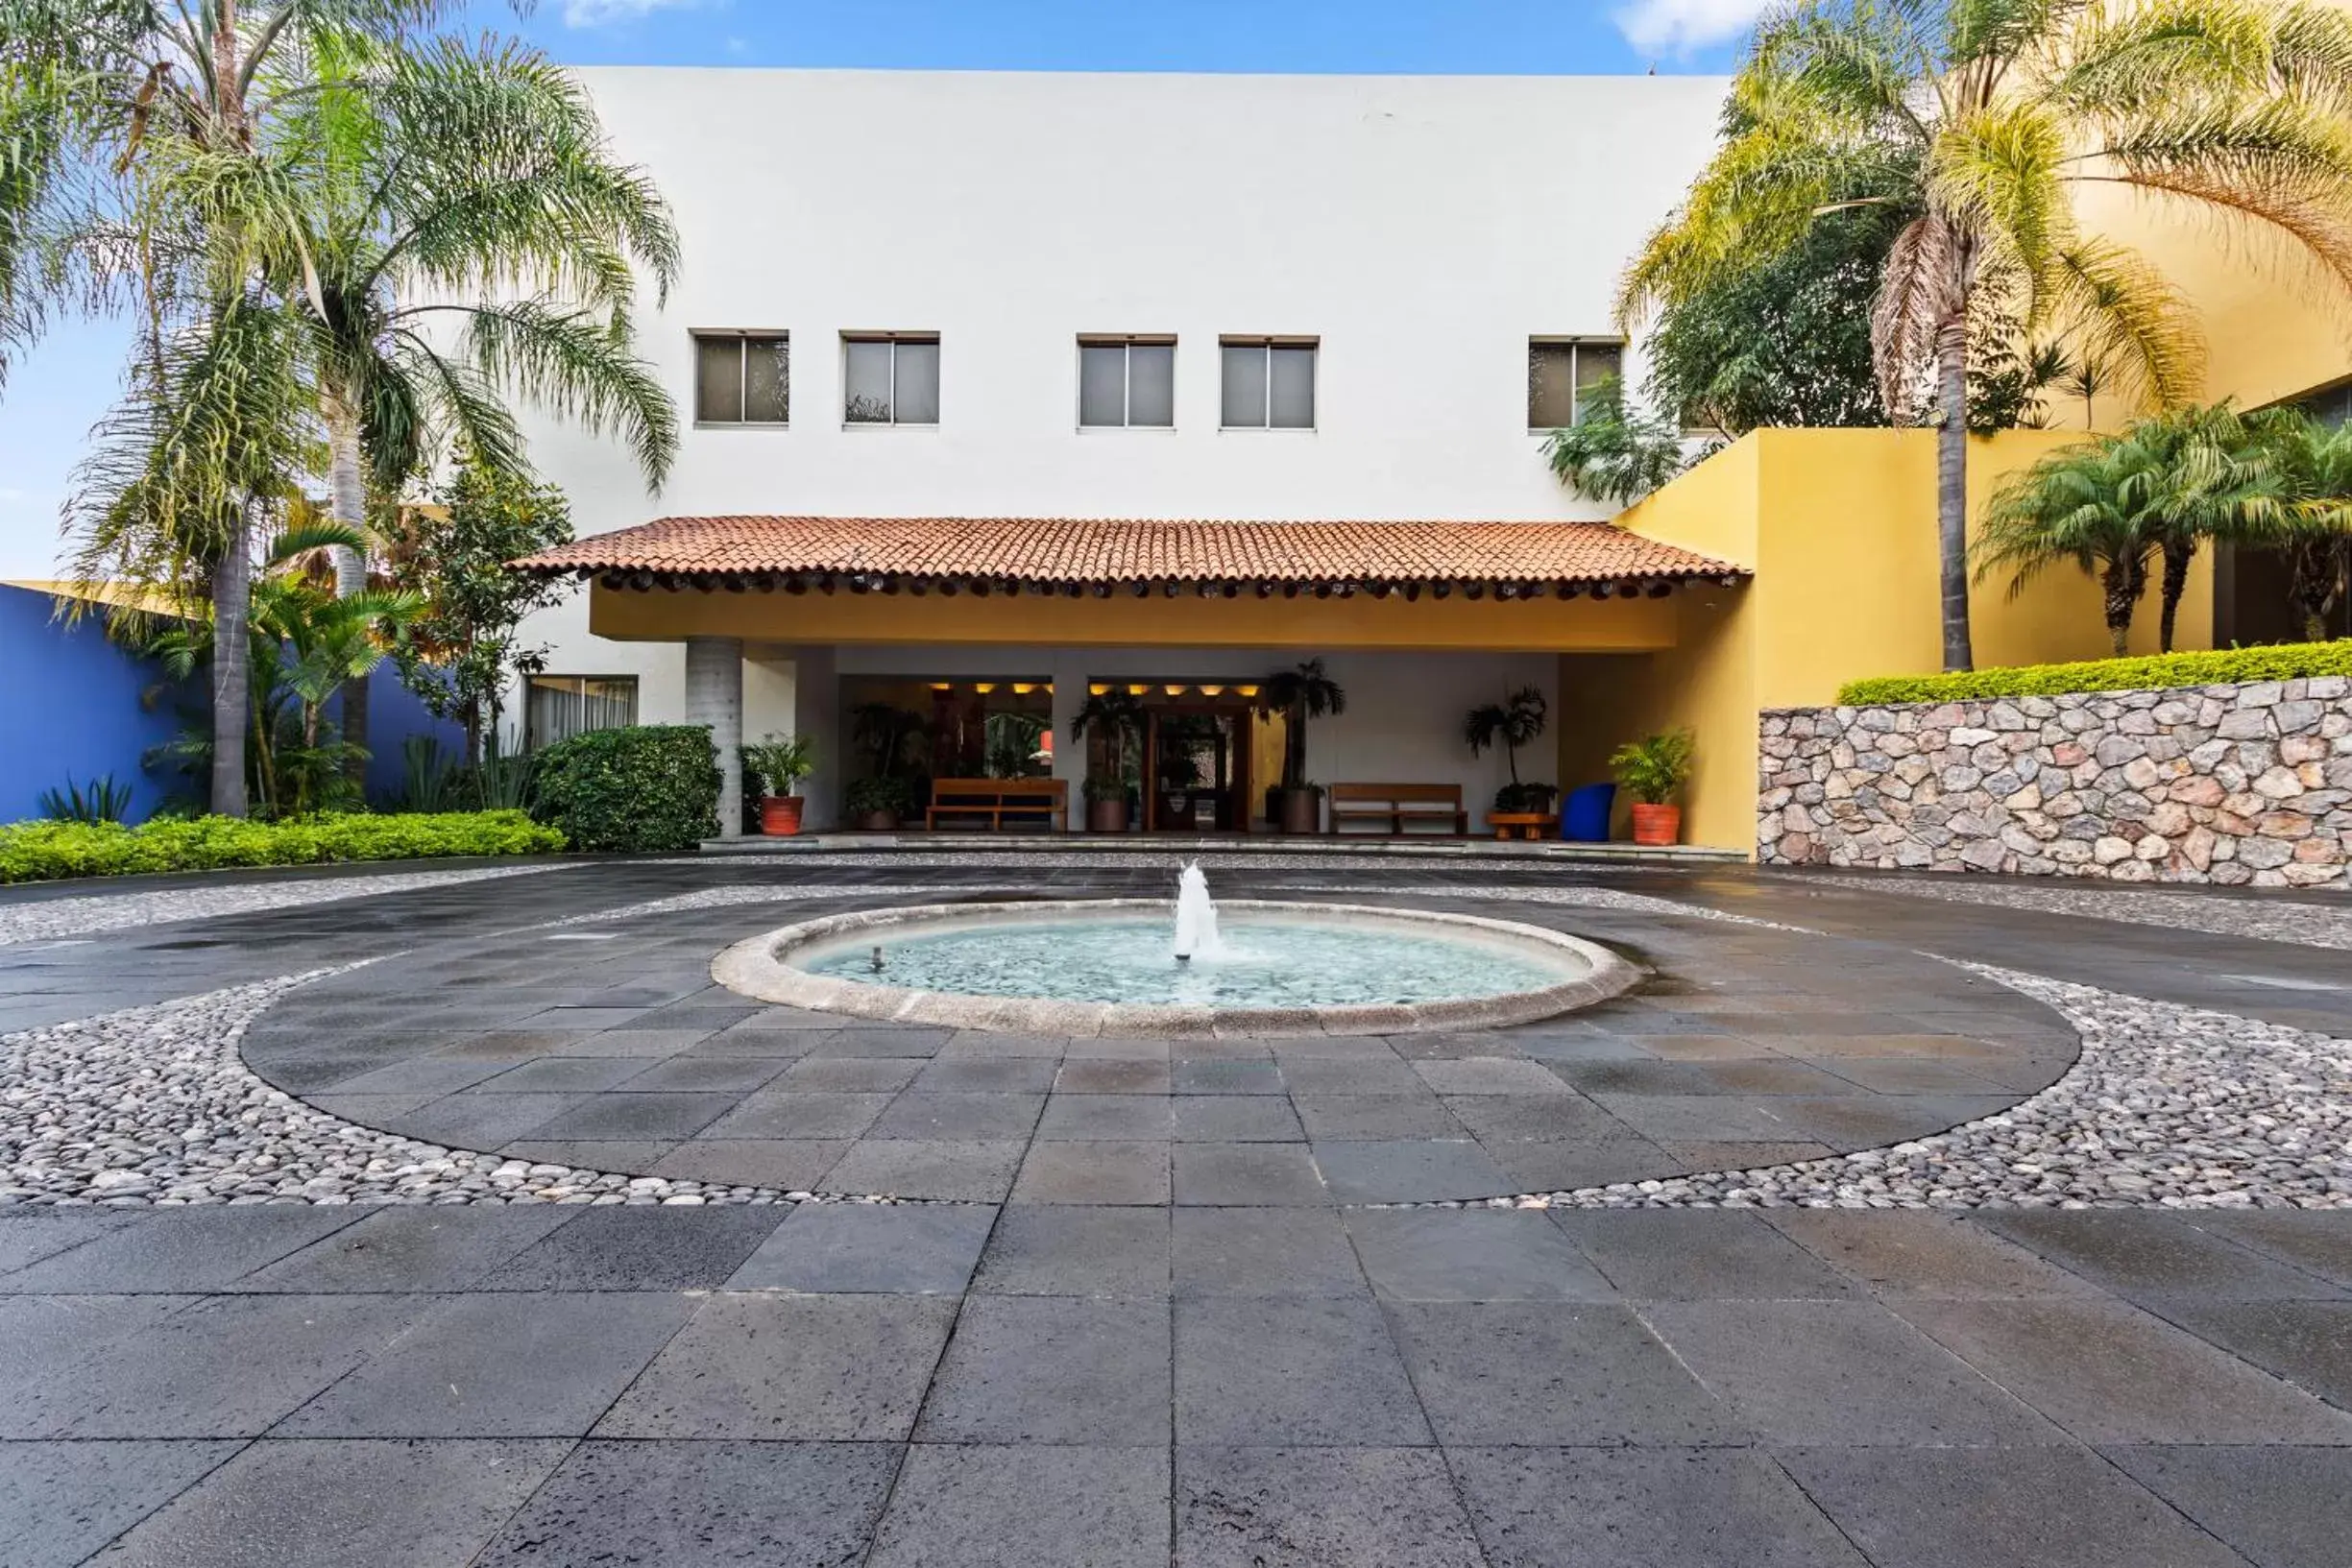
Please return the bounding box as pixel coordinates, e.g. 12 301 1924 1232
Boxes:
1562 782 1615 842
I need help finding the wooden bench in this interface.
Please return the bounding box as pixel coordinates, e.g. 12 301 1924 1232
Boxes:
925 778 1068 832
1486 811 1560 841
1326 783 1469 836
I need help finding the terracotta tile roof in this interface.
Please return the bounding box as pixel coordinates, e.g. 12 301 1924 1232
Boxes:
513 516 1745 591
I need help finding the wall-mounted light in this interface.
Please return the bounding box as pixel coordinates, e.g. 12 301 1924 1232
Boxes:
929 682 953 692
1199 685 1224 697
1237 685 1261 699
1088 683 1110 696
975 683 998 694
1127 684 1150 695
1010 683 1036 695
1163 684 1187 696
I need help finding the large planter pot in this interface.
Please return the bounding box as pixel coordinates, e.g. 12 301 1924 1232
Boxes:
1629 803 1682 847
1278 787 1321 835
760 795 806 836
854 809 899 832
1087 797 1130 833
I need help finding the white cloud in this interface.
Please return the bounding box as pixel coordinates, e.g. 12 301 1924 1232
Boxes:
562 0 699 27
1612 0 1775 57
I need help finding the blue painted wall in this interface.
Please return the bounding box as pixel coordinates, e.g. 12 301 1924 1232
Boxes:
0 584 192 824
0 582 469 823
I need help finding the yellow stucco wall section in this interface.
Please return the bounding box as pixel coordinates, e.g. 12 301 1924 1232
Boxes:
1585 427 2220 853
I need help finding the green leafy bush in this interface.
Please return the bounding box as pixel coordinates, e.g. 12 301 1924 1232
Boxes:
1836 639 2352 706
530 725 720 853
0 810 563 884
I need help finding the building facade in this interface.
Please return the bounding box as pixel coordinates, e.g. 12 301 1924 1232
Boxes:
511 67 2347 848
508 68 1735 833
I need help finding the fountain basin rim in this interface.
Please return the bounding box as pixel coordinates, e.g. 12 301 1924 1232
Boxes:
710 898 1644 1037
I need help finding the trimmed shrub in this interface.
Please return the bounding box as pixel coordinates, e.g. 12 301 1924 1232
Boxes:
530 724 721 854
0 810 564 885
1835 639 2352 707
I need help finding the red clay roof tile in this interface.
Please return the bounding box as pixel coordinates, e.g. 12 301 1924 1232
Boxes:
514 516 1744 587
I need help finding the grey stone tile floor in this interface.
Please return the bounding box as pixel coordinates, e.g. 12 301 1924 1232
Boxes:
0 1203 2344 1565
5 855 2352 1560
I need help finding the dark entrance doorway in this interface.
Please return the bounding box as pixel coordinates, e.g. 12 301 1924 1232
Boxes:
1142 696 1260 832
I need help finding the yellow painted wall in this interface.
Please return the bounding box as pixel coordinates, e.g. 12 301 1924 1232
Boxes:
587 577 1685 653
1575 426 2222 854
2073 181 2352 417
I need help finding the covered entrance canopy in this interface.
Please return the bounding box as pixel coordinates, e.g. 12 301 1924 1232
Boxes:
511 517 1750 837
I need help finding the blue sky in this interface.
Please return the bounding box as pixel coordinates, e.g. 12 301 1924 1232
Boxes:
0 0 1761 578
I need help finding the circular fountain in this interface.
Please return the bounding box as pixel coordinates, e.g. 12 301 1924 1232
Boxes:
712 864 1641 1036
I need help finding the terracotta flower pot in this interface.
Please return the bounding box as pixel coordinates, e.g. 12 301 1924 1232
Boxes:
855 809 898 832
1278 787 1321 834
1087 797 1130 833
760 795 805 836
1629 803 1682 847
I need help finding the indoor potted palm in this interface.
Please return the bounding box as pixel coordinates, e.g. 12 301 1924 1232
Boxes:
1255 659 1346 833
742 734 815 836
1465 686 1557 817
843 774 913 832
1609 728 1695 846
1069 687 1145 832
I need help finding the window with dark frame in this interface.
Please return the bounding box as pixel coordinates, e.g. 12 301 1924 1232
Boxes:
1079 336 1176 428
691 331 788 424
523 675 640 751
843 333 941 425
1220 337 1316 429
1528 339 1624 429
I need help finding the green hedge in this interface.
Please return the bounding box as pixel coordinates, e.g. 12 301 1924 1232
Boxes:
1836 639 2352 707
0 810 564 885
529 724 720 854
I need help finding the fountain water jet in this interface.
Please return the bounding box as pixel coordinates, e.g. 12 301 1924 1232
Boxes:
1172 861 1226 962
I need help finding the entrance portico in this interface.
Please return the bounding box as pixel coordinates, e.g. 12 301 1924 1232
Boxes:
514 515 1748 840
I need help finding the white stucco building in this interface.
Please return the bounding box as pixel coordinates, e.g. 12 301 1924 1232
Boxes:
511 68 1733 833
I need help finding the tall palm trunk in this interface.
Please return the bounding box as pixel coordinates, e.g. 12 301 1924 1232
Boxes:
325 399 371 788
2157 539 2196 654
2100 555 2145 657
1934 313 1975 672
209 523 252 818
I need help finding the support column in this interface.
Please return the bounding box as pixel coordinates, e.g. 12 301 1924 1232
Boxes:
684 636 744 839
792 644 839 832
1049 657 1089 832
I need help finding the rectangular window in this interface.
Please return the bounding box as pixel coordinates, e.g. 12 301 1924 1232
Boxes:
1221 337 1316 429
692 332 788 424
1079 336 1176 428
1529 339 1624 428
524 675 640 751
843 333 940 425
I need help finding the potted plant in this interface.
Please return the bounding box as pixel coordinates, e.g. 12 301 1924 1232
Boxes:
1069 688 1145 832
1609 728 1696 846
1465 687 1556 816
742 734 816 836
844 774 912 832
1255 659 1346 833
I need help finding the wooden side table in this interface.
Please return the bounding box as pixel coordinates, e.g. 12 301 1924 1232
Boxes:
1486 812 1559 841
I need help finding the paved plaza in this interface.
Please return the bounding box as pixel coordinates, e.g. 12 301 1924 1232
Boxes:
2 852 2349 1565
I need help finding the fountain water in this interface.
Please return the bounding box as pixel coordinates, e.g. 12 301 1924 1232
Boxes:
1172 861 1226 962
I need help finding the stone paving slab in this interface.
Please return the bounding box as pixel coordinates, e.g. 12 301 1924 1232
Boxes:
8 860 2352 1560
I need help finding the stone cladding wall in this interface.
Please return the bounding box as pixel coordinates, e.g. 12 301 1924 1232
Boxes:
1758 677 2352 886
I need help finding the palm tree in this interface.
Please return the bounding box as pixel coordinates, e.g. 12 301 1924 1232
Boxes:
2242 407 2352 640
1254 660 1346 796
1976 435 2165 653
1464 687 1551 808
1620 0 2352 673
280 36 680 771
4 2 431 813
1068 687 1145 791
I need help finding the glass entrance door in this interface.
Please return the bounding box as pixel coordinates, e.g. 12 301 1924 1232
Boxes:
1142 698 1257 832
